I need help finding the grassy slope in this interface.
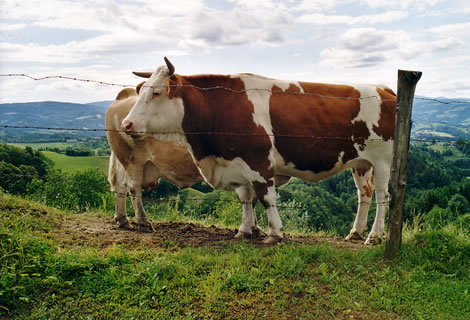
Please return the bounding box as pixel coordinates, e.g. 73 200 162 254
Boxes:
1 194 469 320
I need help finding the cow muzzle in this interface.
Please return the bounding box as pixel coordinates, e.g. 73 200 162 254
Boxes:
121 119 143 138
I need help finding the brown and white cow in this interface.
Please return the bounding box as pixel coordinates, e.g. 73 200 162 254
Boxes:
106 86 288 234
122 58 396 244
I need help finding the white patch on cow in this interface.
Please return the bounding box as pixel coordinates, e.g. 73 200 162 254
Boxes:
236 74 304 131
236 74 304 171
196 156 267 190
350 84 383 140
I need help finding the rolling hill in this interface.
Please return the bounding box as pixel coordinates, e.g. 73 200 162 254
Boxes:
411 96 470 140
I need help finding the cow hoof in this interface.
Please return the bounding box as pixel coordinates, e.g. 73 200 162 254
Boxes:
364 236 382 245
137 223 155 233
115 218 134 230
263 235 282 244
345 231 363 241
234 230 251 239
251 227 266 238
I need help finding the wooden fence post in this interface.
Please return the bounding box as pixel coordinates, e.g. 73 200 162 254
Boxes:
384 69 422 260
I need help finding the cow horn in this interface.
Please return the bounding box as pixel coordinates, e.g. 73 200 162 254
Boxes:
164 56 175 76
132 71 152 78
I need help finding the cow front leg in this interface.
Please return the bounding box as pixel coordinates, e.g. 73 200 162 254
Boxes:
253 181 283 244
235 185 259 239
129 187 155 233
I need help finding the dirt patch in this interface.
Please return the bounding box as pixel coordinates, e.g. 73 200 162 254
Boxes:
53 215 367 251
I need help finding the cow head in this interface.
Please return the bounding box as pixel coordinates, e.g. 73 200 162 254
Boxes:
121 57 185 141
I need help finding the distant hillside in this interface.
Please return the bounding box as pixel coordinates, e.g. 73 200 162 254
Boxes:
1 96 469 142
0 100 112 142
411 97 470 140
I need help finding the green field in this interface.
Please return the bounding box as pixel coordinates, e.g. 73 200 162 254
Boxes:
42 151 109 174
11 142 71 150
9 143 109 174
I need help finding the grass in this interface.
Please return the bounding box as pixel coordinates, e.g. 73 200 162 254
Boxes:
1 193 469 319
42 151 109 174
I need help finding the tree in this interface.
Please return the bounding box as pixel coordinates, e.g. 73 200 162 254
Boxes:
448 194 469 216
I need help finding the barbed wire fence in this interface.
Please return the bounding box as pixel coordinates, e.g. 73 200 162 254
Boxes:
1 72 469 239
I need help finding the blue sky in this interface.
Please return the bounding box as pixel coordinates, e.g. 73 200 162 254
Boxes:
1 0 469 103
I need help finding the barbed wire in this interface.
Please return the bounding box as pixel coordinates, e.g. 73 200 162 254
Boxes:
414 97 470 105
1 124 469 144
0 73 131 88
0 73 397 101
2 73 470 106
0 125 389 142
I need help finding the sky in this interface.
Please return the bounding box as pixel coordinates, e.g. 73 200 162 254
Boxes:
1 0 470 103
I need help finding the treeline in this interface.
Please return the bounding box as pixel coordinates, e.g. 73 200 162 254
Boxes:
1 142 469 236
38 138 110 156
40 146 109 157
0 144 112 212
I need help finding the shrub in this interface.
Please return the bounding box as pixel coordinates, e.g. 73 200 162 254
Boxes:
424 206 453 229
27 168 114 213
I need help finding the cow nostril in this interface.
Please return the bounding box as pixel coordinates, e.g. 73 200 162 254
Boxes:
122 121 133 131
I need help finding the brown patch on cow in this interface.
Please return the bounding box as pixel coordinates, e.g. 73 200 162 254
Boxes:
135 81 146 95
354 167 369 176
384 87 396 97
252 179 274 207
373 88 396 141
176 75 274 184
270 82 363 173
363 183 373 198
166 76 183 99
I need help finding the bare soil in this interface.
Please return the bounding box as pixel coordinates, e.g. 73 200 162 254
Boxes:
53 215 367 251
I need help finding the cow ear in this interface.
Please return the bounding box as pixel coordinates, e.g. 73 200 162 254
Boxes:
166 76 181 99
136 81 146 95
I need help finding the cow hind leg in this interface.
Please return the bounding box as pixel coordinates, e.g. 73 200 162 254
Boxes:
365 162 390 245
346 165 375 241
114 185 133 230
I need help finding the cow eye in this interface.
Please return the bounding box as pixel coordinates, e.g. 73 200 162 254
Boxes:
153 91 161 97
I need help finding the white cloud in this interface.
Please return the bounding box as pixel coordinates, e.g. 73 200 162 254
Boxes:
428 21 470 38
0 23 27 31
298 10 408 25
0 0 294 65
320 28 462 68
360 0 442 10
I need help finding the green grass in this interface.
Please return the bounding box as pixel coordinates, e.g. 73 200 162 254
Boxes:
42 151 109 174
1 193 469 319
9 143 109 174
